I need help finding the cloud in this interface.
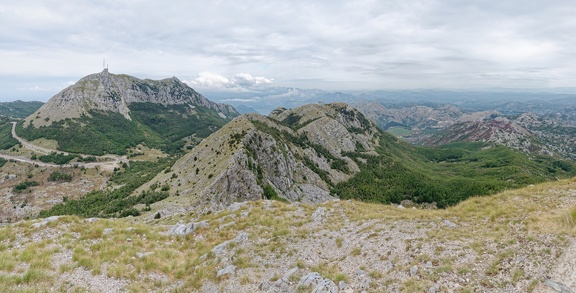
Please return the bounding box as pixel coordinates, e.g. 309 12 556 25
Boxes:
184 72 274 91
186 72 235 89
2 0 576 100
233 73 274 87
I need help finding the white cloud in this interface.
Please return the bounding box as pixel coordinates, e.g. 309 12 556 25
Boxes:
186 72 235 89
184 72 274 91
233 73 274 87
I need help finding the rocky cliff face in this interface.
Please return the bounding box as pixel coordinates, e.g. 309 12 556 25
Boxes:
142 103 380 214
24 69 238 127
423 117 556 156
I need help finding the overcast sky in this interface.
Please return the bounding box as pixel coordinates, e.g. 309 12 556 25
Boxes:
1 0 576 101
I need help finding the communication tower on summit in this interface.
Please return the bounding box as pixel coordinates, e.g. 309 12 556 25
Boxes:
103 58 109 71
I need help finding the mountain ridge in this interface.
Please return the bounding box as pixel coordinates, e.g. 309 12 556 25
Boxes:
140 102 379 215
24 69 237 128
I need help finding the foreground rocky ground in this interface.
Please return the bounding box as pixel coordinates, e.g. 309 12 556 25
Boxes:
0 178 575 292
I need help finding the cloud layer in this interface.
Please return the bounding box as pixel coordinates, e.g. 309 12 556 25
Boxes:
185 72 274 91
1 0 575 100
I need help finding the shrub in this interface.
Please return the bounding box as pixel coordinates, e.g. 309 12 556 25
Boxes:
119 208 140 218
13 180 39 193
48 172 73 182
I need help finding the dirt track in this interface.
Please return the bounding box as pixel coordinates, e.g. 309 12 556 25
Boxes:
5 122 127 170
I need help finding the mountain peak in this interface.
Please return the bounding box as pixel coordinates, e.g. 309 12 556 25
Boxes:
24 71 237 127
142 102 380 214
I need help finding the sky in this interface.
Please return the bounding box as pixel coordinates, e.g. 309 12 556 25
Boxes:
1 0 576 101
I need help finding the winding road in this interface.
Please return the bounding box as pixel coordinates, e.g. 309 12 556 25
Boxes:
2 122 127 170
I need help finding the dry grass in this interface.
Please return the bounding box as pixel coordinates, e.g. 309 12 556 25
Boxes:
0 177 574 291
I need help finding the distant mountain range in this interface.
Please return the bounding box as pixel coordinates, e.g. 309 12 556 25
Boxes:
201 87 576 115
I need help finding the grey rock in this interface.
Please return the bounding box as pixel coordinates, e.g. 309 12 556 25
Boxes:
212 241 230 257
312 207 327 223
354 269 372 291
32 216 61 228
299 272 324 287
267 268 299 293
234 231 249 243
339 281 348 290
443 219 457 228
228 202 245 212
544 279 575 293
271 278 290 293
313 279 339 293
429 283 440 293
298 272 338 292
211 231 249 258
216 265 236 277
259 280 272 291
103 228 114 234
168 220 208 236
410 265 418 276
283 267 299 280
384 260 393 272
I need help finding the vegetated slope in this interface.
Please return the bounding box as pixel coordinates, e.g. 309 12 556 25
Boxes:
0 116 18 149
16 69 239 155
139 102 380 214
40 158 175 218
423 114 576 160
118 102 576 216
0 100 43 118
3 178 576 292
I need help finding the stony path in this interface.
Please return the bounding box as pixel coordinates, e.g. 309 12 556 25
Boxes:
6 121 127 170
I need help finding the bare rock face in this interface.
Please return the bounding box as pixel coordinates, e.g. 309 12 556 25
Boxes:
25 69 238 127
423 118 556 156
145 103 381 214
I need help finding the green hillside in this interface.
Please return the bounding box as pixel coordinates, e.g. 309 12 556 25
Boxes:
0 100 43 118
333 133 576 208
16 103 231 155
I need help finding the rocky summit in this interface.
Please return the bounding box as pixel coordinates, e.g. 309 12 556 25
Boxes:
143 102 380 216
24 69 237 128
